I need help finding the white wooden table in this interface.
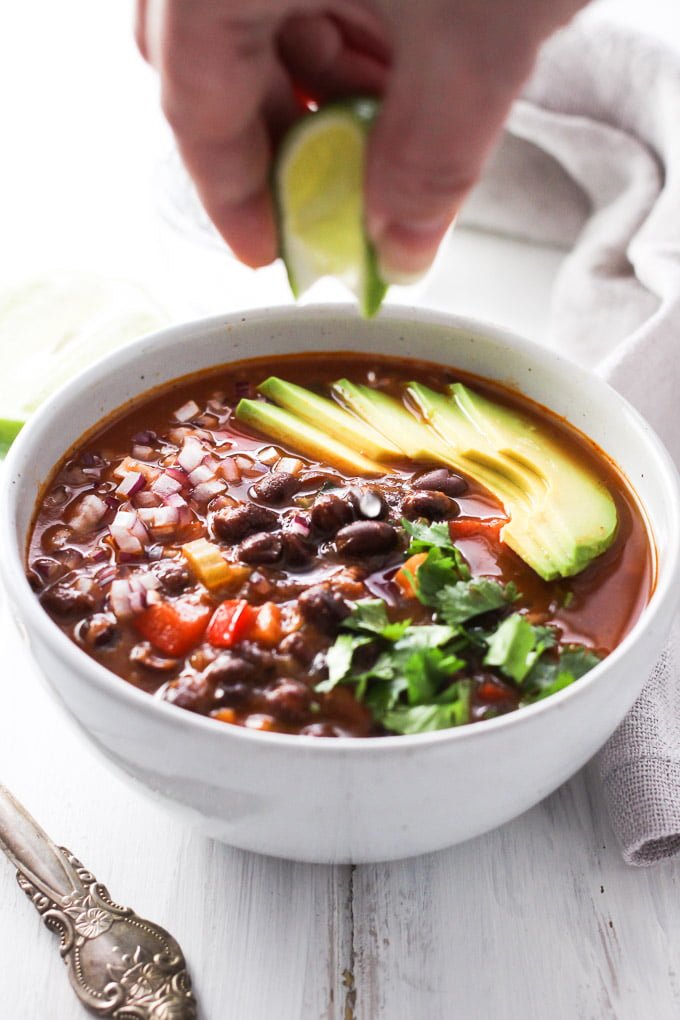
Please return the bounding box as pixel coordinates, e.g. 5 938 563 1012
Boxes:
2 3 680 1018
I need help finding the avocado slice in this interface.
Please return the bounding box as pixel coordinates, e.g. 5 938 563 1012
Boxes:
447 383 618 578
406 383 558 578
258 377 402 460
234 398 386 477
330 379 455 463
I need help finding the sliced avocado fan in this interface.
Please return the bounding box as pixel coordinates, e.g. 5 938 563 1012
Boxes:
235 377 618 580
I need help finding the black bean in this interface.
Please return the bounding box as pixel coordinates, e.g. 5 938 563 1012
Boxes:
205 653 257 686
212 503 278 543
335 520 398 558
238 531 284 565
411 468 468 497
44 484 71 509
76 613 118 649
40 524 74 554
29 557 65 584
310 494 354 534
166 674 212 713
279 631 316 665
155 560 191 594
252 471 301 506
282 532 315 568
401 491 459 521
130 642 179 671
238 641 276 673
41 582 99 616
264 679 312 723
298 586 350 634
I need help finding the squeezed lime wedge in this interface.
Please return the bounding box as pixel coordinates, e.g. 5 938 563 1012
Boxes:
0 274 167 455
275 98 388 318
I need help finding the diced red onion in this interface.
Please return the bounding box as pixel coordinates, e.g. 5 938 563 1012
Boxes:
235 455 260 478
188 463 215 486
116 471 145 498
258 446 279 466
110 572 160 620
192 478 226 503
289 514 311 538
165 492 187 509
277 456 304 476
110 509 148 554
178 436 205 472
68 494 108 534
151 472 183 500
133 491 162 509
147 543 165 562
75 576 96 594
218 457 241 483
95 563 117 586
138 506 180 535
174 399 200 423
165 466 189 487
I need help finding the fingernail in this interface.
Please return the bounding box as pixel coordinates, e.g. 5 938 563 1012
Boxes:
373 218 453 285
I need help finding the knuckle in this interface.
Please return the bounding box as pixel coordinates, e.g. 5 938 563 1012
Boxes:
378 148 475 215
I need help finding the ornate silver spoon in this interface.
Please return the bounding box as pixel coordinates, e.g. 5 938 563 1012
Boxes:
0 784 198 1019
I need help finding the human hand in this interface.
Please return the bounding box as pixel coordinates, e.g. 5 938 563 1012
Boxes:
137 0 587 281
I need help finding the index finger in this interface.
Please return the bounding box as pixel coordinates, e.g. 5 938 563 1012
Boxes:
151 0 281 266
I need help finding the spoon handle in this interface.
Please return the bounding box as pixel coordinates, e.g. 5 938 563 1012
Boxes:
0 783 198 1018
0 784 80 902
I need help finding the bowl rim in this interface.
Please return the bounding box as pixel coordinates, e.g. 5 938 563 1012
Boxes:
2 302 679 754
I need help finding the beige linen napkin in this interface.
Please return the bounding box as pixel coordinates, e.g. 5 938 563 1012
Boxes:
461 17 680 864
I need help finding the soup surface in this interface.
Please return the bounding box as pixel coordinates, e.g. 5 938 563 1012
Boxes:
27 353 654 737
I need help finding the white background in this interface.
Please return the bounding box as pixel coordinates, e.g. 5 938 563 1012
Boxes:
2 2 680 1018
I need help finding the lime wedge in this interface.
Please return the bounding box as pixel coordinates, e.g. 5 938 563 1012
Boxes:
275 98 388 318
0 274 167 456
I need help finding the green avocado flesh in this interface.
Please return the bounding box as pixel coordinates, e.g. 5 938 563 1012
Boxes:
235 379 618 580
235 398 385 477
258 377 402 460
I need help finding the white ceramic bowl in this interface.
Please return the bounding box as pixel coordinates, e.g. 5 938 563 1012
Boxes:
2 305 679 863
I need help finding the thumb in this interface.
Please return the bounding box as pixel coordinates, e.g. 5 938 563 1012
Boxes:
366 6 539 283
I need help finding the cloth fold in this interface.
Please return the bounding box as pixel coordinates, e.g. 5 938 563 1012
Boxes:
461 16 680 865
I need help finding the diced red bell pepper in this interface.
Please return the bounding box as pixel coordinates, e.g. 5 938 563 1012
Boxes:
478 679 511 703
206 599 258 648
135 599 211 657
449 517 506 541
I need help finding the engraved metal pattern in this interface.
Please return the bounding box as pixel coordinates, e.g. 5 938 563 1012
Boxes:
15 845 197 1019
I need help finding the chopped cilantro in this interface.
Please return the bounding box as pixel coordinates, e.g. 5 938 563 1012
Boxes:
314 520 602 735
436 578 518 626
383 682 471 734
402 518 458 552
316 632 373 692
483 614 556 684
522 645 602 702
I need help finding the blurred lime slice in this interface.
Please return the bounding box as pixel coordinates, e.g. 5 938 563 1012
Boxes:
0 274 167 455
275 98 387 318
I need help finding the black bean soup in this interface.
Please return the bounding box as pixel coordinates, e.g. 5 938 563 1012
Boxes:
27 353 654 737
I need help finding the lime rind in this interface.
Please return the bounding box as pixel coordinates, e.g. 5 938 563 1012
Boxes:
276 98 388 318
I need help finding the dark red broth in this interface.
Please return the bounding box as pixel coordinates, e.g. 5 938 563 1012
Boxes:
27 353 654 737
